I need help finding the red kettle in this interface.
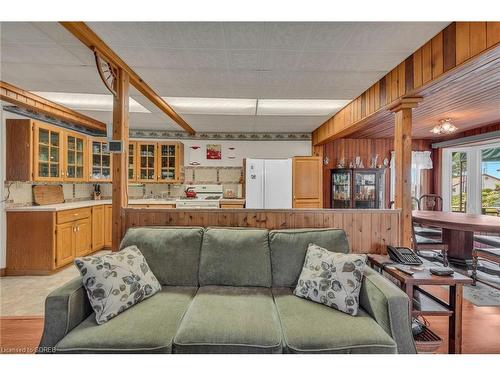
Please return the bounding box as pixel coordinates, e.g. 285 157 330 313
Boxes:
184 187 197 199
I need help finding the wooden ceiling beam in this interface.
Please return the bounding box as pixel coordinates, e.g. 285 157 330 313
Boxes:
60 22 195 135
0 80 106 132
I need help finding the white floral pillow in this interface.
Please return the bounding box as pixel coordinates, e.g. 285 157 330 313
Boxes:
75 246 161 324
294 243 366 316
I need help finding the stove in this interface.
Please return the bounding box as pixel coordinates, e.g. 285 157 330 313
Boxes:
175 185 223 208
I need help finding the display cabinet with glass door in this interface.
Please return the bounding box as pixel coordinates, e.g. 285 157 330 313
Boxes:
128 142 137 181
33 122 63 181
137 142 157 182
89 138 111 181
64 131 86 182
331 169 352 208
331 168 385 209
353 169 384 209
157 142 184 183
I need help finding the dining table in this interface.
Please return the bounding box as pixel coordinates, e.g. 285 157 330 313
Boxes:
412 210 500 266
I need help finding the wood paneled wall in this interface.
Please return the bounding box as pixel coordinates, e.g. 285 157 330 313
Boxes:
317 138 433 208
312 22 500 145
123 208 401 254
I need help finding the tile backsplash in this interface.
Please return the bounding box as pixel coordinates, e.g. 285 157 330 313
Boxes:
4 166 244 206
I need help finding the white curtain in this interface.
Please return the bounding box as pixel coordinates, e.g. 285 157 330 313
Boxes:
390 151 433 202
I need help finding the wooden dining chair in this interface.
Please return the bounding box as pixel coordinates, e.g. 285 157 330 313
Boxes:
471 247 500 288
412 219 449 267
419 194 443 211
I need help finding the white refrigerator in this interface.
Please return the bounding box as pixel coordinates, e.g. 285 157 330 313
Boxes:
245 158 292 209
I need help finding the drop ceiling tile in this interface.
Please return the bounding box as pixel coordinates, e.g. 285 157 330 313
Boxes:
304 22 356 51
263 23 312 50
175 22 225 49
222 22 267 49
226 50 262 70
260 50 302 71
181 49 227 70
1 43 84 65
1 22 55 44
295 52 337 72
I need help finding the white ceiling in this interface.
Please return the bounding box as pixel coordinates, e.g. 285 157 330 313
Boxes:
0 22 449 132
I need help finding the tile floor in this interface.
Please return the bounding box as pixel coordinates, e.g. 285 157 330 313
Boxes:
0 251 109 316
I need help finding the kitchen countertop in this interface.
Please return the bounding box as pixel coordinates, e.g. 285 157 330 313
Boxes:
5 199 178 212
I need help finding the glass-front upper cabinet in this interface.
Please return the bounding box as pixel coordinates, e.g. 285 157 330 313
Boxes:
137 142 157 182
64 131 86 182
331 169 352 208
33 122 63 181
158 143 177 182
89 138 111 181
128 142 136 181
353 170 379 209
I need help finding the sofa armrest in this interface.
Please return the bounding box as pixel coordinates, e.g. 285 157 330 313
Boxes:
359 267 417 354
38 277 92 352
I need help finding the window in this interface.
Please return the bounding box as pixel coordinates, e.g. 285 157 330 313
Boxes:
390 151 433 206
442 142 500 215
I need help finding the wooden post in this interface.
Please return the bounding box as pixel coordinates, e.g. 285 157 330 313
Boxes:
111 68 129 251
389 97 422 248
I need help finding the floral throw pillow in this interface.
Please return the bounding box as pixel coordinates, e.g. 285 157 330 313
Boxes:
294 243 366 316
74 246 161 324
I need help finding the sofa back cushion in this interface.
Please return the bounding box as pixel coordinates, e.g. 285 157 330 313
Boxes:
269 228 349 287
120 227 204 286
199 228 272 287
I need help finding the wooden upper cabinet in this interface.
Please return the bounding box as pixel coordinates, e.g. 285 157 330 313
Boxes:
137 142 157 183
128 141 137 182
136 141 184 183
89 138 112 182
33 122 64 182
292 156 323 208
6 119 33 181
64 131 87 182
158 142 184 183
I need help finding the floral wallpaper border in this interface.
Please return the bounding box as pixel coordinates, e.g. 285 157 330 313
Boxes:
130 130 311 141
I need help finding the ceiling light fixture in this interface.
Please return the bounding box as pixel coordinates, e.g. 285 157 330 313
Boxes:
430 118 457 135
257 99 350 116
33 92 150 113
163 97 257 116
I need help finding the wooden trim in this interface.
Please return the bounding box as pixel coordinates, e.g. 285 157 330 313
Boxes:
0 81 105 132
123 208 401 254
0 268 5 277
60 22 195 135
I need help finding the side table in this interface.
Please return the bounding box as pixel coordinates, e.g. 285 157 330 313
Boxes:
367 254 472 354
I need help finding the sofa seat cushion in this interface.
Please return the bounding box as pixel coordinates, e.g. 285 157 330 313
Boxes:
273 288 397 354
55 287 197 354
173 286 282 354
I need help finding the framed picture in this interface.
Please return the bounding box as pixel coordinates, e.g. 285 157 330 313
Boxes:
206 144 222 160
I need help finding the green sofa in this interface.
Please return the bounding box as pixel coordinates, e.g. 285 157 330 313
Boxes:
38 227 416 354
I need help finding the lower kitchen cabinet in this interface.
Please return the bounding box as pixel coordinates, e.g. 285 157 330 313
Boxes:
92 205 105 250
104 205 113 248
55 221 76 268
6 205 106 275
